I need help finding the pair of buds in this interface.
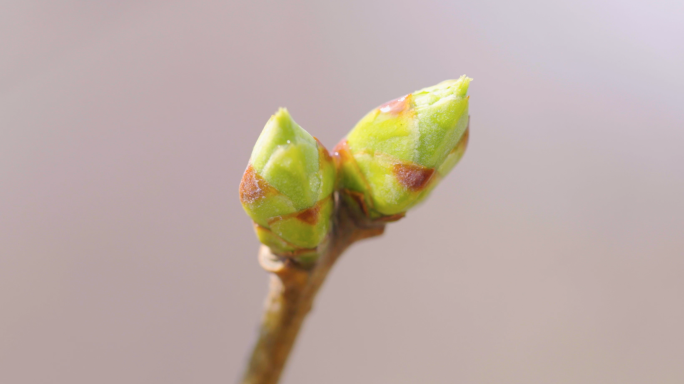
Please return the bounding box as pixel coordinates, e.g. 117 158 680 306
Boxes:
240 76 471 262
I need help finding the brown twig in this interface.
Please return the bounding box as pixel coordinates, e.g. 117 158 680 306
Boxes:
240 195 386 384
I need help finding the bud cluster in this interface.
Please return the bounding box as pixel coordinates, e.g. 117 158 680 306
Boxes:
240 76 471 261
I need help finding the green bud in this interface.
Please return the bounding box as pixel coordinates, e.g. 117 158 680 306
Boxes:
240 108 335 260
335 76 471 218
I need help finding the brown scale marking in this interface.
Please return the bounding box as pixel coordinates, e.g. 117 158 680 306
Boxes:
378 94 412 115
341 189 370 217
392 162 435 191
239 165 277 203
332 140 357 178
332 139 352 167
314 137 333 163
376 212 406 222
267 195 332 226
295 204 321 225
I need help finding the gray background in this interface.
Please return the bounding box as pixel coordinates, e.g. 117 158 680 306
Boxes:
2 1 683 383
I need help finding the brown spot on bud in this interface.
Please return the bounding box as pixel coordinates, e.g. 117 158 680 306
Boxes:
267 195 332 226
314 137 333 164
378 94 412 115
392 162 435 191
239 165 277 204
295 204 321 225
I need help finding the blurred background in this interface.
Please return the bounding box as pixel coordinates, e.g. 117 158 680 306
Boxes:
2 1 683 383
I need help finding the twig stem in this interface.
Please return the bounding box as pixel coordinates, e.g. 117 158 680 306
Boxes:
240 197 385 384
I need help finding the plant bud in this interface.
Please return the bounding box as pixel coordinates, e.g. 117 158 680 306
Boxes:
335 76 471 218
240 108 335 260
